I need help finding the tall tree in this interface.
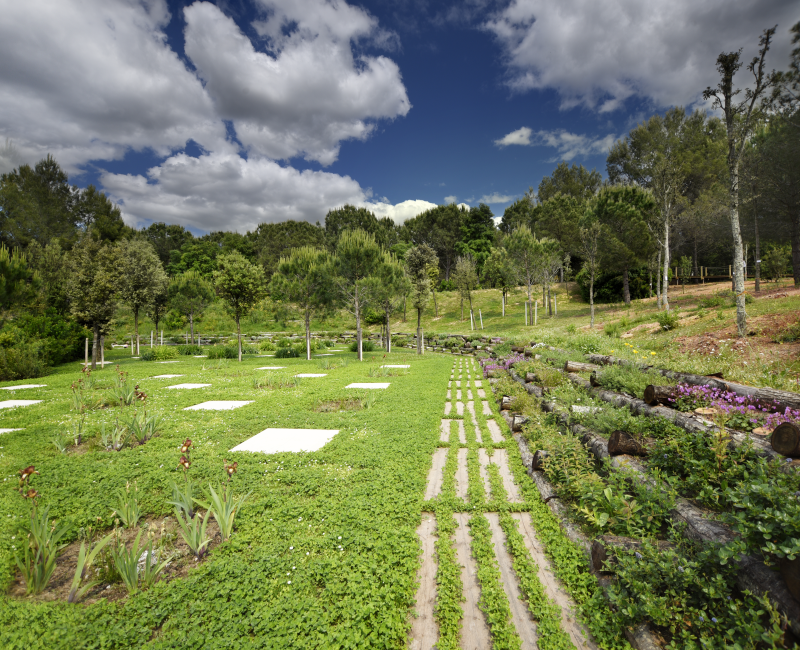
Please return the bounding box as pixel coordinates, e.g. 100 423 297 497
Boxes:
505 225 538 324
577 209 603 327
457 203 495 272
66 237 120 369
142 223 194 268
0 244 40 315
253 220 326 280
594 186 657 305
452 255 479 324
118 238 168 355
74 185 131 242
372 252 409 353
500 195 534 234
270 246 330 360
325 205 397 250
147 281 169 339
213 251 266 362
169 270 215 344
536 193 584 260
27 240 70 315
401 203 465 280
405 244 438 354
538 162 602 203
329 229 384 361
481 246 515 315
703 27 776 336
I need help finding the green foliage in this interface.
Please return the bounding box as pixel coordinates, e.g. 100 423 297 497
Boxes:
207 345 239 359
259 340 276 351
607 542 785 649
111 530 168 595
100 418 132 452
168 269 215 327
111 482 141 528
761 244 790 282
67 533 114 603
176 344 202 355
0 341 48 381
594 364 675 399
139 345 178 362
196 483 252 542
14 505 71 596
348 339 375 352
176 509 212 560
274 345 300 359
775 319 800 343
655 310 679 331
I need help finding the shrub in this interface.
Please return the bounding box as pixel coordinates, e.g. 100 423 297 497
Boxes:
177 344 202 355
275 346 299 359
0 341 48 380
259 340 276 352
207 345 238 359
603 322 621 338
775 321 800 343
349 340 375 352
140 346 179 361
655 310 679 331
4 309 87 366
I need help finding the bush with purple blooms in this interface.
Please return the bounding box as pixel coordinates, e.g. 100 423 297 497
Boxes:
671 383 800 433
480 353 525 378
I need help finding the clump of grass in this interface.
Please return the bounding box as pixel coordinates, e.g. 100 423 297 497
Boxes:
594 364 676 399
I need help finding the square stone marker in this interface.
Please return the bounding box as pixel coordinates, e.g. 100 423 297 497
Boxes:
0 400 42 409
167 383 212 390
257 366 286 370
346 383 390 389
295 373 327 378
0 428 23 434
184 400 253 410
78 361 113 365
150 374 184 379
158 361 181 364
382 365 410 368
230 428 339 454
262 354 275 357
193 355 208 358
0 384 46 390
315 353 334 356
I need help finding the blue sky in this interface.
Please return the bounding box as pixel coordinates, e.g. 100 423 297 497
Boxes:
0 0 796 234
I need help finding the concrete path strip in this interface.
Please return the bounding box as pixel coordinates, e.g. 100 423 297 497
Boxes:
454 514 492 650
485 513 538 649
440 419 451 443
482 401 492 416
490 449 522 503
456 448 469 501
425 448 448 500
511 513 598 650
456 402 464 416
409 513 439 650
477 389 486 398
487 419 505 442
477 449 492 496
457 420 466 444
444 402 452 416
474 423 483 444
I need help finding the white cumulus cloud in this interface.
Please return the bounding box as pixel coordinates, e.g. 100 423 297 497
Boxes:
495 126 532 146
533 130 617 160
444 195 458 204
366 199 438 224
477 193 515 204
485 0 796 112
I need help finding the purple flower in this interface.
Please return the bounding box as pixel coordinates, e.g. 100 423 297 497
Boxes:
635 552 642 560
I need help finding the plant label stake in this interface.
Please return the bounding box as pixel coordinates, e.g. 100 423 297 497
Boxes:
525 301 528 326
470 310 474 330
85 337 88 367
554 294 557 316
535 300 538 326
160 330 163 346
100 336 105 367
479 309 483 329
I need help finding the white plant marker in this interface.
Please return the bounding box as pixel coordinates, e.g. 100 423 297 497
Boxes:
184 401 253 410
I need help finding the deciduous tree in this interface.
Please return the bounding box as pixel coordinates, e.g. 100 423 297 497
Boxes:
169 270 215 344
118 238 168 355
213 251 266 362
404 243 438 354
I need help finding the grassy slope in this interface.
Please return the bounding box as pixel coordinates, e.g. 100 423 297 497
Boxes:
0 348 449 648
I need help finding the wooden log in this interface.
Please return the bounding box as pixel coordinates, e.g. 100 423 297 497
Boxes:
589 370 603 387
771 422 800 457
643 384 678 406
500 396 512 410
779 557 800 602
564 360 601 373
591 535 673 574
524 383 544 398
608 430 651 456
525 371 537 383
512 415 529 432
594 576 663 650
531 450 549 471
511 345 525 352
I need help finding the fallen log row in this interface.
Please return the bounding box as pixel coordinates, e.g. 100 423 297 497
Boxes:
591 535 673 574
564 360 601 373
566 372 780 461
642 384 677 406
772 422 800 458
531 450 549 471
523 372 800 634
586 353 800 412
608 430 654 457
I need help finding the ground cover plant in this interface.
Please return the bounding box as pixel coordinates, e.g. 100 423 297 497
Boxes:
0 347 449 648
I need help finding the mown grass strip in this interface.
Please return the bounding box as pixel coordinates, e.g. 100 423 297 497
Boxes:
468 514 522 650
498 512 575 650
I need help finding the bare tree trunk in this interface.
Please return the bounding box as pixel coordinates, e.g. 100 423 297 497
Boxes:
92 323 98 371
386 310 392 353
547 285 552 316
693 238 699 277
792 213 800 288
589 269 595 327
305 309 311 361
237 315 242 362
416 308 423 356
622 268 631 305
432 289 438 317
656 248 662 309
134 308 139 356
355 292 363 361
729 160 748 337
189 312 194 344
754 204 761 292
662 219 670 312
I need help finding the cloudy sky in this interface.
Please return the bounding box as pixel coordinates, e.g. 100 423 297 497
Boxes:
0 0 796 234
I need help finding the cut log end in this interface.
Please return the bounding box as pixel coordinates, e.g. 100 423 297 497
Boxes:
643 384 677 406
608 430 650 456
532 450 549 471
771 422 800 458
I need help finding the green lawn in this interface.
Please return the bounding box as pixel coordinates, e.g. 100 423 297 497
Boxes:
0 347 450 648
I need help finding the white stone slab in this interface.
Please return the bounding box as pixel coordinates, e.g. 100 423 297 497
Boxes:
0 384 46 390
158 361 181 364
382 364 410 368
257 366 286 370
184 400 253 410
167 383 212 390
149 374 184 379
262 354 275 357
78 361 113 365
0 428 23 434
315 353 334 356
295 373 327 378
193 355 208 358
0 400 42 409
231 428 339 453
346 383 390 389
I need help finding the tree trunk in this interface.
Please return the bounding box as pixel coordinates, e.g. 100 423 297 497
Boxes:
432 289 438 317
189 311 194 343
693 238 699 277
134 308 139 356
608 430 652 456
792 212 800 288
355 292 363 362
305 308 311 361
531 450 549 471
386 310 392 353
656 247 662 309
729 159 748 337
547 285 552 316
589 268 595 327
91 323 98 371
416 308 422 356
403 295 406 322
771 422 800 457
563 360 600 373
622 267 631 305
662 217 670 312
643 384 677 406
754 205 761 292
236 315 242 362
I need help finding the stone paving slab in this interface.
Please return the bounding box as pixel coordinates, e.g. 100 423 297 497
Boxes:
0 384 46 390
230 428 339 453
295 373 327 378
149 375 184 379
346 383 390 389
184 400 253 410
383 364 410 368
0 428 23 434
257 367 286 370
0 400 42 409
167 383 211 390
